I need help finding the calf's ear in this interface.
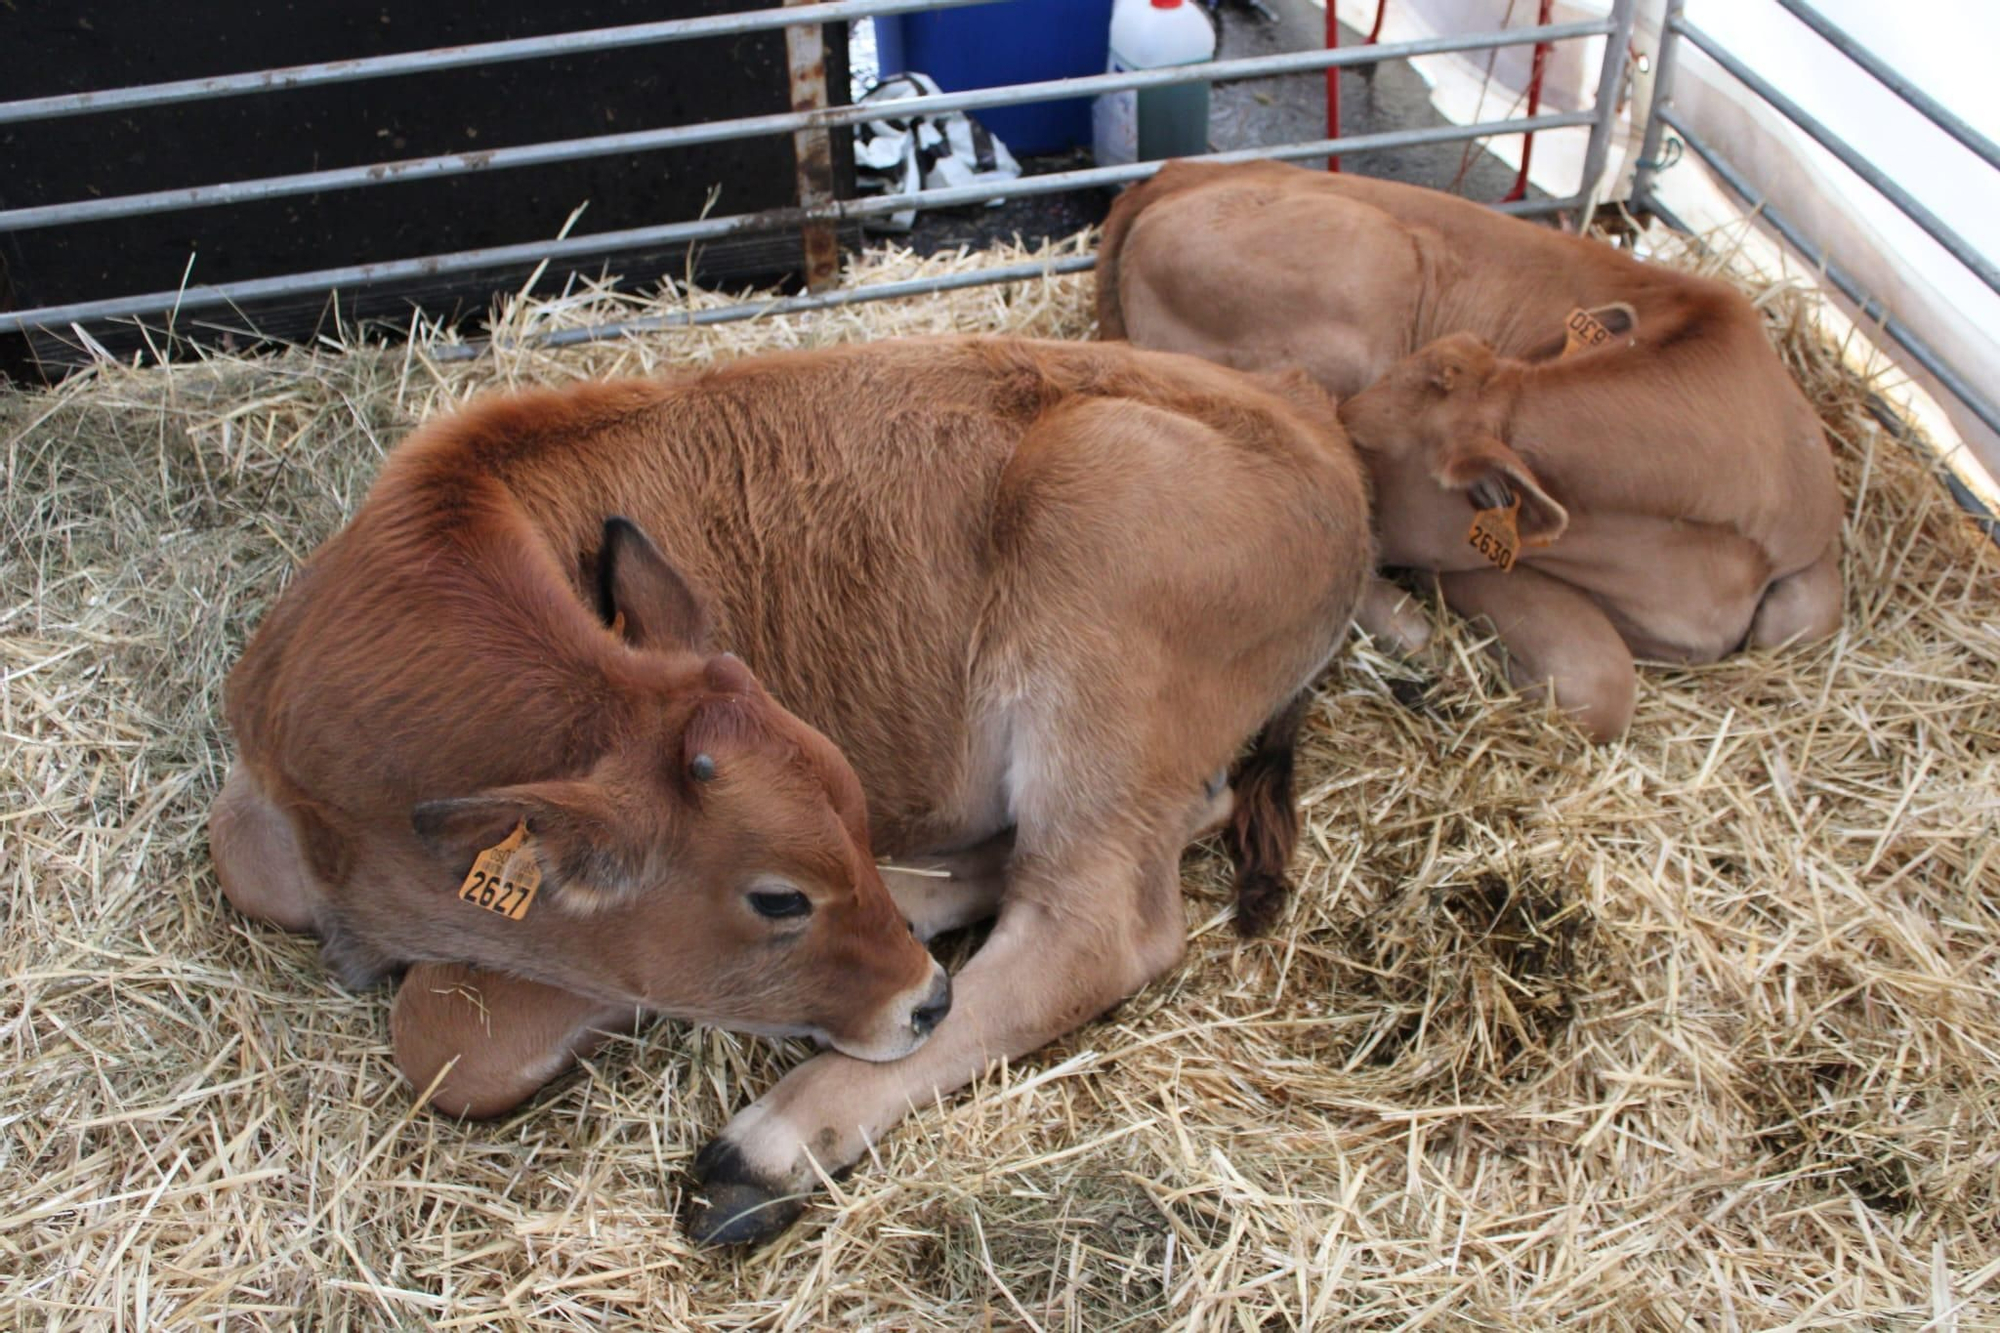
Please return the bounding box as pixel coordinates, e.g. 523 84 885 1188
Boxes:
1527 303 1639 362
1436 433 1569 546
1588 302 1637 338
413 778 645 911
598 516 712 652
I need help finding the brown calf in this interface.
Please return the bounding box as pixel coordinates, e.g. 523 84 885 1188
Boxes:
211 336 1372 1245
1098 158 1844 740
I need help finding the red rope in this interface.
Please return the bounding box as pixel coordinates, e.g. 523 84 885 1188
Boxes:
1502 0 1554 202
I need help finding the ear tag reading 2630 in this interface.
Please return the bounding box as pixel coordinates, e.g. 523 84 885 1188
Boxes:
457 820 542 921
1467 497 1523 572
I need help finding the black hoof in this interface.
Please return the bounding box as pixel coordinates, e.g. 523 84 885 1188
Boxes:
686 1139 806 1247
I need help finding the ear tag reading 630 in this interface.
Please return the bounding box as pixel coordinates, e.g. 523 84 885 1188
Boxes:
457 820 542 921
1562 306 1616 356
1467 497 1522 572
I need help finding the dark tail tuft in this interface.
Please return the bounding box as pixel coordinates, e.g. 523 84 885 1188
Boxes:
1224 692 1311 937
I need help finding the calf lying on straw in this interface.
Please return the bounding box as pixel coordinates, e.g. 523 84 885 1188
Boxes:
211 335 1372 1245
1099 159 1844 741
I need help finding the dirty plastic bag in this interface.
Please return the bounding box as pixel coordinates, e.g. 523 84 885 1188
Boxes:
854 71 1022 231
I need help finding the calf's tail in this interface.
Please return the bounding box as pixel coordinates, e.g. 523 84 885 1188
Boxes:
1225 691 1312 937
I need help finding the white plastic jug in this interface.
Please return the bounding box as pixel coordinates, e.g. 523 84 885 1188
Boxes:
1093 0 1216 168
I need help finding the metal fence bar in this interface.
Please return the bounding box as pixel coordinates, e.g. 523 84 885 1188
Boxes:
1574 0 1639 230
0 0 997 126
0 110 1594 335
1656 105 2000 444
433 254 1103 360
0 20 1612 234
1671 17 2000 298
1630 0 1686 209
1773 0 2000 174
437 189 1595 359
1495 193 1587 219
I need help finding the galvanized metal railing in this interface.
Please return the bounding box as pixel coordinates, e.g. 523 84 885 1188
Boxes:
0 0 993 124
0 26 1615 235
0 0 1639 344
1632 0 2000 451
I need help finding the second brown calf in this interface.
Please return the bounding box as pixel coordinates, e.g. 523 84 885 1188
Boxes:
1099 159 1845 740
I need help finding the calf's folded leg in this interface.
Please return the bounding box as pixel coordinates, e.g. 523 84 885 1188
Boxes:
392 962 640 1119
1355 576 1434 656
208 761 321 932
1439 565 1637 742
1748 539 1842 650
687 844 1186 1246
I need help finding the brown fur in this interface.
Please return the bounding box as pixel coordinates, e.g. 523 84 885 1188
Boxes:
1098 160 1845 741
212 335 1372 1242
218 375 946 1065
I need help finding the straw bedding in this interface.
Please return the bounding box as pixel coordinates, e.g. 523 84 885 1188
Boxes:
3 228 1996 1330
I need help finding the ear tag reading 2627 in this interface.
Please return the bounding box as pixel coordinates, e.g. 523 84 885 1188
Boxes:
1467 497 1523 572
457 820 542 921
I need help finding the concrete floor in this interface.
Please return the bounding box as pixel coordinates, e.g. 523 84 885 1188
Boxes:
1210 0 1536 198
900 0 1539 256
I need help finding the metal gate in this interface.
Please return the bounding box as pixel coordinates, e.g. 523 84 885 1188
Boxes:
0 0 1638 353
1633 0 1999 527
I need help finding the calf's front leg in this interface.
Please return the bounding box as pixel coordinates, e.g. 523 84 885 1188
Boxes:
1439 564 1637 742
688 845 1185 1246
878 831 1013 943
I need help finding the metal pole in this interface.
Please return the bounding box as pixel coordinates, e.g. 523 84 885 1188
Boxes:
1673 17 2000 298
0 0 999 126
784 0 840 293
1326 4 1341 172
0 21 1613 233
1575 0 1640 230
434 254 1103 359
1658 105 2000 443
437 199 1589 358
1630 0 1684 213
0 110 1597 335
1775 0 2000 174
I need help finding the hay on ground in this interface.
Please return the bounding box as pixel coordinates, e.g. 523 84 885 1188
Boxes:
2 231 1996 1330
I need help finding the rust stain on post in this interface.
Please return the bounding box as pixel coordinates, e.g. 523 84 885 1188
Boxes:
784 0 839 293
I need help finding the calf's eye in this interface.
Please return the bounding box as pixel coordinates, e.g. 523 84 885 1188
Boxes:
749 888 812 920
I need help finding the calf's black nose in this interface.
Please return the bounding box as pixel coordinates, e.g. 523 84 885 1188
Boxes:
911 970 952 1038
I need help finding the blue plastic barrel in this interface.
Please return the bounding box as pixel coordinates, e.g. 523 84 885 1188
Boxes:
872 1 1115 156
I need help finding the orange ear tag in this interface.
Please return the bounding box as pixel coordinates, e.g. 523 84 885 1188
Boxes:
1467 497 1522 572
456 820 543 921
1561 306 1616 357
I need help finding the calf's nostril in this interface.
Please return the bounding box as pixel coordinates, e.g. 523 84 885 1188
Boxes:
910 970 952 1037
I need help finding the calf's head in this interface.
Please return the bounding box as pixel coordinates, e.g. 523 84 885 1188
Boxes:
1338 333 1569 570
411 518 948 1063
